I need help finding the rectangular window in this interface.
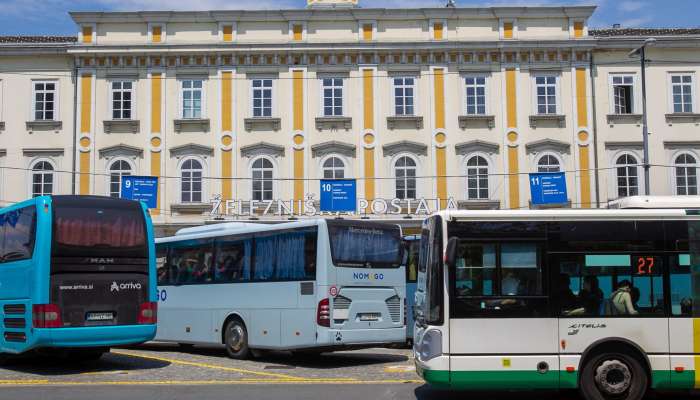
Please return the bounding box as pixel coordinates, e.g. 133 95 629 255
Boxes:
327 222 403 269
181 79 203 119
671 74 694 113
33 81 57 120
111 81 133 120
252 79 273 117
393 77 415 116
465 76 486 115
534 75 557 115
214 236 253 283
167 240 215 285
253 228 317 281
612 75 634 114
0 206 36 264
321 78 343 117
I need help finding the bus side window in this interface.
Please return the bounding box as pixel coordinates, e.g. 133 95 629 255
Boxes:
426 217 444 325
156 245 169 285
171 241 214 285
215 238 251 283
0 206 36 264
303 230 317 280
670 254 692 316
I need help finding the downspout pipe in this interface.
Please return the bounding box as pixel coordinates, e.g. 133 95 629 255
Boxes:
589 52 601 208
71 58 78 195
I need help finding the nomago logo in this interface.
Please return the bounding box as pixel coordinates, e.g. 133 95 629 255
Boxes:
110 281 142 292
352 272 384 281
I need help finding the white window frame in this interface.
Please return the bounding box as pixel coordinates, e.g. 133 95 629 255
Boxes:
32 80 59 121
463 74 488 116
319 77 345 117
613 152 642 199
179 78 205 119
178 156 206 204
392 76 417 117
107 158 135 198
250 77 275 118
535 152 564 173
608 73 639 115
250 156 275 202
109 80 136 120
464 154 491 200
28 158 57 198
320 155 347 180
668 73 695 114
532 73 560 115
672 151 699 196
392 153 419 200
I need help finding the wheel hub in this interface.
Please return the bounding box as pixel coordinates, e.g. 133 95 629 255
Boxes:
228 325 244 352
595 359 632 396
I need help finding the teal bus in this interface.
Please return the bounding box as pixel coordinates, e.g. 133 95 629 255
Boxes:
0 196 157 361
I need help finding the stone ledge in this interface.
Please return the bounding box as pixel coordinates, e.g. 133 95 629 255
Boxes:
174 118 210 133
529 200 572 209
457 200 501 210
244 117 281 131
529 114 566 128
26 120 62 131
104 119 140 134
665 113 700 124
606 114 643 125
458 115 495 129
315 116 352 131
170 203 211 214
387 115 423 130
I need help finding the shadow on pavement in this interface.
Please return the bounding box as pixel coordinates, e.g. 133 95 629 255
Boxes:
414 385 580 400
0 351 170 376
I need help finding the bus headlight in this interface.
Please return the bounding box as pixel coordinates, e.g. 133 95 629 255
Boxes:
418 329 442 362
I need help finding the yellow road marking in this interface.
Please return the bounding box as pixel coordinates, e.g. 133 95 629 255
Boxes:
383 365 415 373
112 350 305 381
0 379 424 386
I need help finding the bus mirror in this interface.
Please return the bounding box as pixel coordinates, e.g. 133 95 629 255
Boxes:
445 237 459 267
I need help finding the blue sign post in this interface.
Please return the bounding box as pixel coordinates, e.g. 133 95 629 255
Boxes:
121 176 159 209
320 179 357 212
529 172 568 205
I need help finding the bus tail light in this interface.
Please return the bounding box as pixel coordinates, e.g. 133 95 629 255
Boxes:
138 302 157 324
32 304 62 328
317 298 330 327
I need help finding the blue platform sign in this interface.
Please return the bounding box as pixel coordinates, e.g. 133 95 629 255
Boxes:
121 176 159 209
320 179 357 212
529 172 568 205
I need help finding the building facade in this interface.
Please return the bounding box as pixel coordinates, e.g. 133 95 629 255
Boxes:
1 3 699 231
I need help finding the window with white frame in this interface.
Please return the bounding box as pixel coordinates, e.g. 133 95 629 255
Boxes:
33 81 57 121
611 75 635 114
671 74 694 113
111 81 133 120
534 75 557 115
321 78 344 117
322 157 345 179
181 80 203 119
109 159 132 198
616 154 639 198
252 79 273 117
675 153 698 195
252 158 274 201
466 155 489 200
537 154 561 173
31 160 54 197
394 156 417 200
465 76 486 115
180 158 203 203
393 77 415 116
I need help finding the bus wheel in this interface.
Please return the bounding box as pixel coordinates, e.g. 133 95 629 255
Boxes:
224 319 250 360
580 352 647 400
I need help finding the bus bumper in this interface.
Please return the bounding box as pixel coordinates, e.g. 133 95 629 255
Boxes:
322 327 405 346
32 324 157 348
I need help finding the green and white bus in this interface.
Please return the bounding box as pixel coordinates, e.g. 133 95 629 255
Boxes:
414 209 700 400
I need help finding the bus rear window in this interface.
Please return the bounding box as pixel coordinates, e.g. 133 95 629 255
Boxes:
52 197 147 258
327 222 402 268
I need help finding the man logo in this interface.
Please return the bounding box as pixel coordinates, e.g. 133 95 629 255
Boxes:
110 282 120 292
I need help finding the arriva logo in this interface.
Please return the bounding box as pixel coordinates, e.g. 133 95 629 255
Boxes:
110 282 142 292
352 272 385 281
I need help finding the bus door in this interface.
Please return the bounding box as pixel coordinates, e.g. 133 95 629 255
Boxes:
448 240 559 389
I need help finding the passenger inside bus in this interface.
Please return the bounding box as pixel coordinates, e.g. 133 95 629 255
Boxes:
609 280 639 315
579 276 604 315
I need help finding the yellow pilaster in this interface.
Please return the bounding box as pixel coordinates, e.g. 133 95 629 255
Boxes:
222 136 233 201
363 69 375 201
79 74 92 195
221 71 234 201
434 69 447 209
293 70 305 212
505 68 520 209
150 73 162 215
576 68 592 208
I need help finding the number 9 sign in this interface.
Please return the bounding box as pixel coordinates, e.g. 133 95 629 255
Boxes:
125 180 132 189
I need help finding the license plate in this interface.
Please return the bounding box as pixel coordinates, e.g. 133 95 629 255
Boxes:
86 312 114 321
359 313 380 321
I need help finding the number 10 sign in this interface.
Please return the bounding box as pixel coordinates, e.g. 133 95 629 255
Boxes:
320 179 357 212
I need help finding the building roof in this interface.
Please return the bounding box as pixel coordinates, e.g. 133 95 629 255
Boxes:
0 36 77 44
591 28 700 38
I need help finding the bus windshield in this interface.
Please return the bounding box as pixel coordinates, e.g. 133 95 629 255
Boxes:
327 222 402 268
51 196 148 259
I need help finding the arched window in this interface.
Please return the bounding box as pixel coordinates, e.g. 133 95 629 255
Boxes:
180 158 203 203
675 153 698 195
252 158 274 201
31 160 54 198
537 154 561 173
322 157 345 179
616 154 639 197
466 155 489 200
109 159 132 198
394 156 417 200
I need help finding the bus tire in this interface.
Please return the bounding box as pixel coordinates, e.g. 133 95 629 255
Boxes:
580 352 647 400
224 319 250 360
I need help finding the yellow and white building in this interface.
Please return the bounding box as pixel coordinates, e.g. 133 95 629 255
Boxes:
1 2 699 231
